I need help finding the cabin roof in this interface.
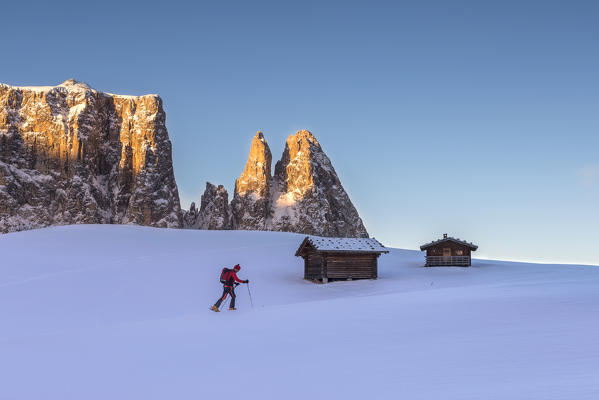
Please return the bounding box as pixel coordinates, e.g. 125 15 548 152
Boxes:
420 235 478 251
295 236 389 256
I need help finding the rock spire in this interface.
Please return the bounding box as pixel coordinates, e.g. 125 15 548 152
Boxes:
269 130 368 237
231 131 272 230
194 183 232 230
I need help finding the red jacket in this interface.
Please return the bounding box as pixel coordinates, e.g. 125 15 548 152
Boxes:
223 270 244 287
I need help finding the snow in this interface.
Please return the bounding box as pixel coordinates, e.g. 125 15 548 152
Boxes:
3 84 56 92
301 235 388 252
1 225 598 400
275 191 297 207
67 102 86 120
421 235 478 250
269 191 300 225
0 82 156 99
104 92 159 99
0 161 53 185
4 80 90 93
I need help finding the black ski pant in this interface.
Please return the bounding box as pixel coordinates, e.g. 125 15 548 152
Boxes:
214 285 236 309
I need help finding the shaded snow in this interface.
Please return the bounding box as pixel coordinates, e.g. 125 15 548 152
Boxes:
0 225 598 400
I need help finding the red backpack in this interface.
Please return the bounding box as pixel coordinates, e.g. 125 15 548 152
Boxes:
219 268 231 284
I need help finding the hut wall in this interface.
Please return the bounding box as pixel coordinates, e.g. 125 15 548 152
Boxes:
305 252 324 280
426 242 472 257
324 253 377 280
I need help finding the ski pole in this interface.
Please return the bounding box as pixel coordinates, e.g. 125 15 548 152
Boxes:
246 283 254 308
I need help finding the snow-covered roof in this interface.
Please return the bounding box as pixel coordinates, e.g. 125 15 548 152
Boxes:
295 236 389 256
420 235 478 251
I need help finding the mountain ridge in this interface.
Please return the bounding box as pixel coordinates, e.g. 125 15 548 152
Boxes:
0 80 367 237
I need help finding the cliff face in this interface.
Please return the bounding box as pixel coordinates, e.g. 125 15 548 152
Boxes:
1 81 366 237
0 80 182 233
231 131 272 230
269 130 368 237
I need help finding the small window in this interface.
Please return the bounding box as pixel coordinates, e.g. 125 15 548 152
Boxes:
456 250 463 256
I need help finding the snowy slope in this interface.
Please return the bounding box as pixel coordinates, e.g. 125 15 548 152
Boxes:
0 225 598 400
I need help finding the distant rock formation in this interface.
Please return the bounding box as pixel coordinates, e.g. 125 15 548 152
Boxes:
184 183 232 230
184 130 368 238
182 202 200 229
269 130 368 237
0 80 367 237
0 79 182 233
231 131 272 230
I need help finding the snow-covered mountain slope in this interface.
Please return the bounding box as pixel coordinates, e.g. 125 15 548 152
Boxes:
1 226 598 400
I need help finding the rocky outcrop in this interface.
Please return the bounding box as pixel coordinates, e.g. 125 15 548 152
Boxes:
0 80 366 237
182 202 200 228
184 182 232 230
231 131 272 230
0 79 182 233
268 130 368 237
186 130 368 237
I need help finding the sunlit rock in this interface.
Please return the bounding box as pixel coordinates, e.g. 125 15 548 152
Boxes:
231 131 272 230
269 130 368 237
0 80 182 232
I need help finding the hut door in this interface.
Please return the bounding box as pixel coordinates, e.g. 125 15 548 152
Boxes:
443 248 451 258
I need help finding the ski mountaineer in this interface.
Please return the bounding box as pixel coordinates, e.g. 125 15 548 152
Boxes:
210 264 249 312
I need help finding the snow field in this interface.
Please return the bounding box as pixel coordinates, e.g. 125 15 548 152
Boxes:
0 225 598 399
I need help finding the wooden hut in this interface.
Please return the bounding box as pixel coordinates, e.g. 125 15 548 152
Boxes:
420 233 478 266
295 236 389 283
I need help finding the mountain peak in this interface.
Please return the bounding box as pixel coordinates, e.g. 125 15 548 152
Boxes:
231 132 273 230
289 129 319 146
59 79 94 91
270 130 368 237
235 131 272 196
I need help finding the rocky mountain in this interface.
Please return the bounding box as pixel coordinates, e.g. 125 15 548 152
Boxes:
0 80 366 237
231 131 272 230
184 183 232 230
185 130 368 238
0 79 182 233
268 130 368 237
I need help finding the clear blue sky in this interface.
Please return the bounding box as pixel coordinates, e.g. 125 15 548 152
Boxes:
3 0 598 264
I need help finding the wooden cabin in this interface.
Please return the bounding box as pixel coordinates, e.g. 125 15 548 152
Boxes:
420 233 478 267
295 236 389 283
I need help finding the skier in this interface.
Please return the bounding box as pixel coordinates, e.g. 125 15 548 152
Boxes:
210 264 249 312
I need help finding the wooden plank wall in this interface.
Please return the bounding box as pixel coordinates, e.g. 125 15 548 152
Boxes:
325 254 377 280
306 253 324 280
301 250 380 281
